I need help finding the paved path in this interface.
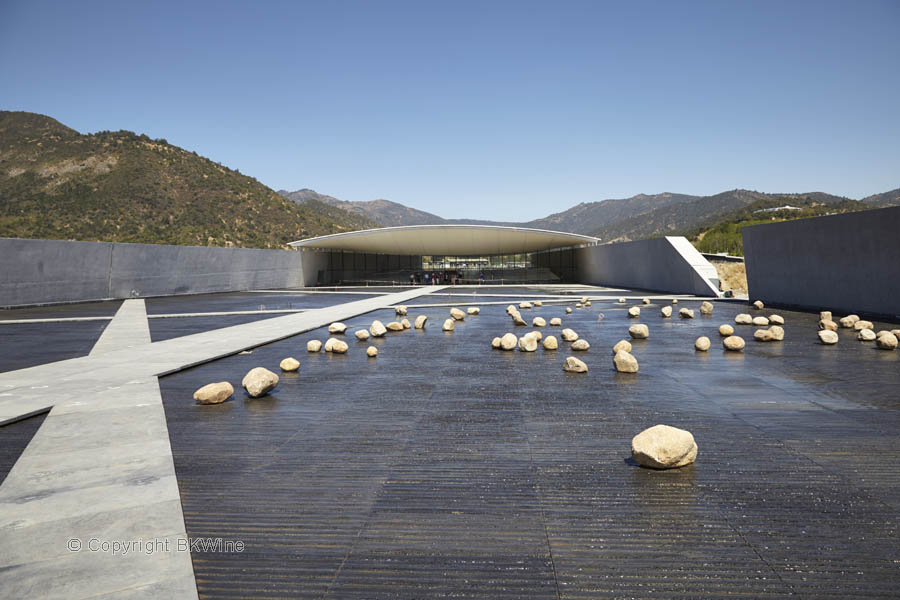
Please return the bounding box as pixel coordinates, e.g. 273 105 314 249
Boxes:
0 286 442 599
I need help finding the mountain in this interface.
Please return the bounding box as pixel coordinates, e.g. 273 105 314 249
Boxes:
279 188 444 226
860 188 900 208
0 111 376 249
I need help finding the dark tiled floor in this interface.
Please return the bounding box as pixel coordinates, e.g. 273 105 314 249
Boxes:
0 412 47 485
0 321 109 373
160 295 900 598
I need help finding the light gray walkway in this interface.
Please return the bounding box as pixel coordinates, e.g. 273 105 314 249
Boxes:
0 286 442 599
89 299 151 356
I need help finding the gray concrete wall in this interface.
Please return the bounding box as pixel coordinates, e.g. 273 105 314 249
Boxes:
0 238 305 307
742 207 900 318
575 236 720 296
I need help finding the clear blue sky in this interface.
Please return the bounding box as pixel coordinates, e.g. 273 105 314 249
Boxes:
2 0 898 220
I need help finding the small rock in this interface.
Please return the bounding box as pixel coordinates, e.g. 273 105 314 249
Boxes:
818 330 839 344
892 329 900 339
858 329 876 341
533 300 543 307
679 308 695 319
241 367 279 398
820 311 832 322
614 350 639 373
532 330 543 341
366 346 378 357
561 328 579 342
700 301 714 315
386 321 404 331
355 329 370 341
565 307 573 314
819 319 838 331
695 336 710 351
571 339 590 351
754 329 774 342
628 306 641 318
723 335 745 351
735 313 753 324
506 305 517 315
612 339 632 354
876 332 898 350
752 316 769 326
584 301 591 307
543 335 558 350
370 320 387 337
718 324 734 336
618 297 626 303
642 298 650 305
279 357 300 372
854 320 874 331
575 303 582 308
491 336 502 348
401 318 411 329
533 317 547 327
328 322 347 334
307 340 322 352
841 314 860 328
581 297 589 304
467 307 480 315
194 382 234 405
442 318 455 332
450 307 466 321
549 317 562 326
768 325 785 341
631 424 697 469
395 305 407 316
500 333 517 350
672 299 678 304
660 306 672 318
324 338 349 353
753 300 764 310
518 334 538 352
563 356 588 373
628 324 649 339
519 301 532 309
414 315 428 329
769 314 784 325
510 311 527 326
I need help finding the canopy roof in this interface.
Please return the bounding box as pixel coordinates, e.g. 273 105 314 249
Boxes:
289 225 599 255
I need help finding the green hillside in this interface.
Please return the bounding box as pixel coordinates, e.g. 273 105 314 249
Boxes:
0 111 378 249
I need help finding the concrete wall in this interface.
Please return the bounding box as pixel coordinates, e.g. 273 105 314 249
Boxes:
0 238 305 307
742 207 900 318
575 236 720 296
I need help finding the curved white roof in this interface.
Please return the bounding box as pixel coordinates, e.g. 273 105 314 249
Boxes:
289 224 599 255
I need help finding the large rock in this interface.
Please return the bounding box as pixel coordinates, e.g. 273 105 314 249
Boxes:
395 305 408 316
818 330 839 344
328 322 347 334
753 300 764 310
386 321 404 331
718 324 734 336
628 306 641 318
366 346 378 357
442 318 455 332
242 367 279 398
734 313 752 325
563 356 588 373
631 424 697 469
854 320 874 331
768 325 785 341
612 339 632 354
543 335 558 350
700 301 714 315
491 336 502 349
752 316 770 326
695 336 710 351
518 333 538 352
858 328 876 341
193 381 234 405
370 320 387 337
401 318 411 329
628 324 649 339
533 317 547 327
876 332 898 350
613 350 639 373
279 357 300 371
506 305 517 315
754 328 774 342
355 329 370 341
561 328 579 341
723 335 745 351
679 308 695 319
819 319 838 331
892 329 900 339
660 306 672 318
467 307 480 315
500 333 517 350
820 310 832 322
307 340 322 352
450 307 466 321
839 314 860 328
565 307 573 314
414 315 428 329
768 314 784 325
549 317 562 326
324 338 349 353
571 339 590 351
519 301 532 309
